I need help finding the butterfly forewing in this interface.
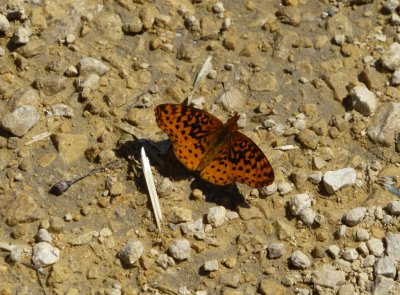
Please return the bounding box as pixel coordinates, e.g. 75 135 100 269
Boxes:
155 104 223 170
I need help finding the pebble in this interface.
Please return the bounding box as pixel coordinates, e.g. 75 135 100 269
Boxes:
36 228 52 243
364 255 375 267
118 240 144 266
368 102 400 147
290 250 311 269
180 218 205 240
258 279 286 295
77 57 110 76
287 193 311 216
157 178 173 197
313 265 346 288
323 167 356 194
354 228 370 241
217 88 245 112
51 133 88 164
168 239 191 260
380 42 400 71
3 191 42 226
78 73 99 90
207 206 226 227
367 238 384 257
299 208 317 226
342 248 358 261
9 246 23 263
342 207 367 226
296 129 319 149
0 14 10 33
1 105 39 137
259 182 278 196
386 200 400 215
167 206 193 224
156 253 175 269
385 233 400 259
70 231 98 246
350 85 376 116
32 242 60 267
203 259 219 271
220 271 240 288
391 69 400 85
374 256 397 278
327 245 340 258
13 27 31 45
212 2 225 13
277 182 292 195
49 104 74 118
267 243 285 259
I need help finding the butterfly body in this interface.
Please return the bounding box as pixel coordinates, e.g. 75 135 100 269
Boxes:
155 103 274 188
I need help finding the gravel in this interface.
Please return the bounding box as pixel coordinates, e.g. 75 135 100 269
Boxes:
290 250 311 269
168 239 191 261
323 168 357 194
342 207 367 226
118 240 144 266
207 206 226 228
32 242 60 267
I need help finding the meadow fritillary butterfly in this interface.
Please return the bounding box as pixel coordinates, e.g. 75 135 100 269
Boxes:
155 103 274 188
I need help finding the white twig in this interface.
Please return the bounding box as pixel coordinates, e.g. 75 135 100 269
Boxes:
187 55 213 105
141 147 162 232
273 145 299 151
25 132 51 145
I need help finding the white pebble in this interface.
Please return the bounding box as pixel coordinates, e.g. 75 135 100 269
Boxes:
36 228 52 243
203 259 219 271
386 200 400 215
323 168 356 194
0 14 10 33
299 208 317 226
357 242 369 256
288 194 311 216
350 85 376 116
168 239 191 260
118 240 144 266
380 42 400 71
391 69 400 85
290 250 311 269
78 57 110 76
207 206 226 227
342 207 367 226
213 2 225 13
367 238 384 257
277 182 293 195
13 27 31 45
374 256 397 278
327 245 340 258
267 243 285 259
32 242 60 267
354 228 370 241
342 248 358 261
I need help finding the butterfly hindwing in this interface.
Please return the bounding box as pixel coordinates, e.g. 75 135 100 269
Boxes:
227 132 274 188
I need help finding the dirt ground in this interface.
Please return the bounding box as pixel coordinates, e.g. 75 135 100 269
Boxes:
0 0 400 294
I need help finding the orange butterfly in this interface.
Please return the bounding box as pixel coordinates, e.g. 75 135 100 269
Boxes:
154 103 274 188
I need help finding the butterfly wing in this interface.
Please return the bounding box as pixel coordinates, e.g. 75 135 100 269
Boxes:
155 103 223 170
200 132 274 188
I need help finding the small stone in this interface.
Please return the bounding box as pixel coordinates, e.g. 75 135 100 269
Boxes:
248 72 277 92
34 76 67 95
350 85 376 116
358 242 370 257
118 240 144 266
313 265 346 288
122 16 143 34
380 42 400 71
299 208 317 226
170 207 193 223
156 253 175 269
13 27 31 45
342 207 367 226
78 57 110 76
327 245 340 258
337 284 355 295
99 228 112 237
267 243 285 259
290 250 311 269
373 275 396 295
203 259 219 271
180 218 205 240
50 104 74 118
1 105 39 137
70 231 98 246
9 246 23 263
296 129 319 149
386 200 400 215
364 255 375 267
213 2 225 13
385 233 400 260
207 206 226 227
260 182 278 196
258 279 286 295
168 239 191 260
216 88 245 112
342 248 358 261
110 182 125 196
36 228 52 243
78 73 99 90
49 216 65 233
64 66 79 77
323 168 357 194
374 256 397 278
51 133 88 164
354 228 370 241
157 178 173 197
367 103 400 146
367 238 384 257
391 69 400 86
32 242 60 267
277 182 292 195
0 14 10 33
220 272 240 288
287 193 311 216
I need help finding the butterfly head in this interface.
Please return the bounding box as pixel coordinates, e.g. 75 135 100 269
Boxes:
225 113 241 131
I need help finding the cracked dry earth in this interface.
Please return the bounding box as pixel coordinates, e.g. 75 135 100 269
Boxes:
1 0 400 294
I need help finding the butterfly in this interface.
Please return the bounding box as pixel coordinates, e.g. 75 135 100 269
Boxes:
154 103 274 188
